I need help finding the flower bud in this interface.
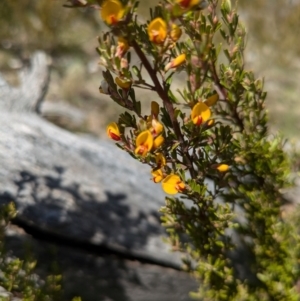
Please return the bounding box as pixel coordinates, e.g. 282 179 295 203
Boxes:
120 58 129 69
115 77 131 89
155 153 166 167
221 0 232 14
165 54 186 71
106 122 121 141
204 93 219 107
153 135 165 149
213 164 230 172
150 119 164 136
116 37 129 57
170 24 182 42
151 101 160 118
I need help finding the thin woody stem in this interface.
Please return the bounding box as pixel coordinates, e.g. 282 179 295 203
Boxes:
131 40 196 178
210 62 244 131
209 2 245 132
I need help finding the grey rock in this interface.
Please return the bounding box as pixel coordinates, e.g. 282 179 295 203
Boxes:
0 52 183 267
5 225 196 301
0 51 195 300
0 112 182 268
0 52 50 113
40 101 87 131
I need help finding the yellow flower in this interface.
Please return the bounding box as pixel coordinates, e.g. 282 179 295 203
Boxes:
155 153 166 168
116 37 129 57
151 169 164 183
170 24 182 42
100 0 124 25
148 18 167 44
216 164 229 172
115 77 131 89
204 93 219 107
135 130 153 156
176 0 200 9
191 102 211 125
162 174 185 195
153 135 165 149
165 54 186 71
106 122 121 141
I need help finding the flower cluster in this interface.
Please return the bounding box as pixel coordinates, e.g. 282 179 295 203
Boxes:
151 153 186 195
106 94 229 194
147 16 186 71
106 101 186 195
100 0 230 196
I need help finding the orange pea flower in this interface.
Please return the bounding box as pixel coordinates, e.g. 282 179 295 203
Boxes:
106 122 121 141
148 18 167 44
191 102 211 125
151 169 164 183
135 130 153 157
100 0 124 25
162 174 185 195
155 153 166 168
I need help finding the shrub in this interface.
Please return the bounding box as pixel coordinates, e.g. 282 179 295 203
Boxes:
66 0 300 299
0 203 81 301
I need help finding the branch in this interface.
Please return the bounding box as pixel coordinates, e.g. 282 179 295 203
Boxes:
131 40 196 178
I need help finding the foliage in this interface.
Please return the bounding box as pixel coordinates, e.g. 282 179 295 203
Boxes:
0 203 81 301
66 0 300 300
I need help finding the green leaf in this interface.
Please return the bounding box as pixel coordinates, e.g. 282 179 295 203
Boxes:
132 65 142 80
221 0 232 15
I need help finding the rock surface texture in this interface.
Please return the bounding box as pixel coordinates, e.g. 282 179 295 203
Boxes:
0 52 196 300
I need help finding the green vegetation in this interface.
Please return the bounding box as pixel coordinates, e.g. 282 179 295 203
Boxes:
0 203 81 301
86 0 300 299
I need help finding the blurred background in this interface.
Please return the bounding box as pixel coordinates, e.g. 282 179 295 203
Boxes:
1 1 300 300
0 0 300 138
